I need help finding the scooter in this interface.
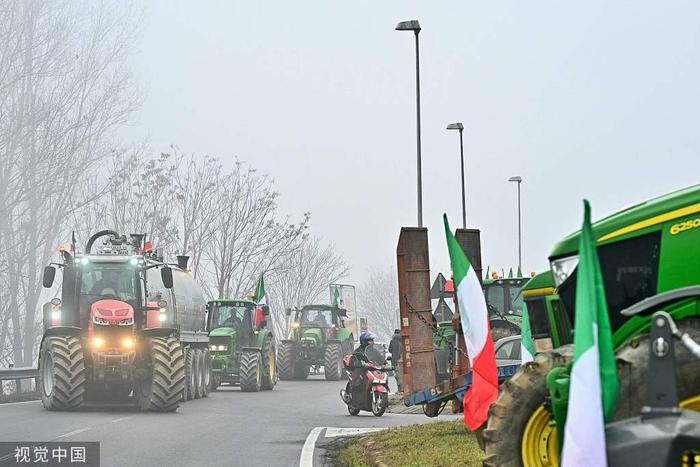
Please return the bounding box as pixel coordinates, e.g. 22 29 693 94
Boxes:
339 355 391 417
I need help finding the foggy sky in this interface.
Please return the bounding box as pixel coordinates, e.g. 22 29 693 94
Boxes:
121 1 700 288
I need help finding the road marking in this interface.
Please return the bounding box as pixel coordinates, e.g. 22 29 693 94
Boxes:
110 416 134 423
300 426 388 466
324 427 384 438
0 400 41 407
300 426 325 467
56 427 91 439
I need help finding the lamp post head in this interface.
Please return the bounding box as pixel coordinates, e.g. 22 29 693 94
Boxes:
446 122 464 131
395 20 421 32
508 176 522 183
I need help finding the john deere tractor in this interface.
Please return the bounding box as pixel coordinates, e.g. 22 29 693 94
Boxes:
483 184 700 466
207 299 277 392
278 305 354 381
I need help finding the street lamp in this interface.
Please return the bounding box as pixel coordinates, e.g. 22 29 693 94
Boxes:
395 19 423 227
508 176 523 274
446 122 466 228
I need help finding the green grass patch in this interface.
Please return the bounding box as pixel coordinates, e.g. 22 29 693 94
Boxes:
333 420 483 467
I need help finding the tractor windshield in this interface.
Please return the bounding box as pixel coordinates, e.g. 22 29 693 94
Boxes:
300 309 333 327
209 304 250 331
80 262 138 303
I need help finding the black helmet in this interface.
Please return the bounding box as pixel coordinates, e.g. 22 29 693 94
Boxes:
359 331 377 346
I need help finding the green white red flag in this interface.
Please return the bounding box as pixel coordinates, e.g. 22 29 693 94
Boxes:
443 215 498 430
561 201 618 466
253 273 266 328
520 303 535 363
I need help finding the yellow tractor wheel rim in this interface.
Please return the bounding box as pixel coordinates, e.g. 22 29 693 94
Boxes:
680 395 700 411
521 406 559 467
269 350 276 379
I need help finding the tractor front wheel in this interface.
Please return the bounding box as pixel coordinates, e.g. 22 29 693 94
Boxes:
39 336 86 411
278 341 295 381
261 336 277 390
324 342 342 381
482 346 571 467
135 337 185 412
200 349 212 398
183 348 196 401
239 350 262 392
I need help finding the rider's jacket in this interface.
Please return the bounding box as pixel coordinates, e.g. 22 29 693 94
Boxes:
348 345 370 370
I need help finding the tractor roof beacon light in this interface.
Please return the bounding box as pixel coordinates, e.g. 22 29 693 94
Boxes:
177 255 189 270
395 19 423 227
447 122 466 228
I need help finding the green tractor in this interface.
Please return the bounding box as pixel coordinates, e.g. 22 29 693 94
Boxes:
207 299 277 392
483 184 700 466
278 305 354 381
482 276 528 341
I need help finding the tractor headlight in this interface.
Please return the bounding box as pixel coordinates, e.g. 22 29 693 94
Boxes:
550 255 579 287
92 336 105 348
210 344 227 352
158 314 167 322
291 322 300 329
122 337 135 349
118 317 134 326
51 310 61 321
92 316 110 325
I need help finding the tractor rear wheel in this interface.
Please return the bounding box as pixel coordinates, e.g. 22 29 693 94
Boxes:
183 348 196 401
482 346 572 467
200 349 212 398
239 350 262 392
278 341 295 380
324 342 342 381
294 362 309 380
261 336 277 390
193 348 203 399
39 336 86 411
136 337 185 412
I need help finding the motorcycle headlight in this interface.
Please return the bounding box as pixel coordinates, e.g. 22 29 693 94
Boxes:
92 316 110 325
550 255 579 287
118 317 134 326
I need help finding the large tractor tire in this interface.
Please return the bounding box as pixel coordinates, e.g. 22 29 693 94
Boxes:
278 341 296 381
261 336 277 390
200 349 212 398
482 346 572 467
239 350 262 392
136 337 185 412
39 336 86 411
183 348 196 401
324 342 343 381
194 349 207 399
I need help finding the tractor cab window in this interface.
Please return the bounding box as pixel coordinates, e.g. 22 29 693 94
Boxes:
80 263 138 303
300 309 332 327
210 304 250 331
485 285 505 315
508 286 524 316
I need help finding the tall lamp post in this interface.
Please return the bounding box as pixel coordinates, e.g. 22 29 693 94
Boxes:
508 176 523 274
395 20 423 227
447 122 466 228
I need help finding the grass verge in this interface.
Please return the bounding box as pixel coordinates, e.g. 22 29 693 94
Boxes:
333 420 483 467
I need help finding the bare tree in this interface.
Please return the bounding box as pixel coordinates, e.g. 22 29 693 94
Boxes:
358 266 400 342
0 1 142 366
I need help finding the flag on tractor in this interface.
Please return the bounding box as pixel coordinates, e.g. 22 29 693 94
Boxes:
70 231 76 253
253 273 267 328
561 201 618 467
443 214 498 430
520 302 535 363
484 266 490 281
332 286 341 307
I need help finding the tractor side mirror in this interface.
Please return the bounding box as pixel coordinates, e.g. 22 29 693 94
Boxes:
43 266 56 288
161 266 174 289
285 308 292 317
262 305 270 316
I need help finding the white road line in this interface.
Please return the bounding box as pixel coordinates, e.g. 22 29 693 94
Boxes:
55 427 91 439
110 416 134 423
299 426 325 467
324 427 384 438
0 400 41 407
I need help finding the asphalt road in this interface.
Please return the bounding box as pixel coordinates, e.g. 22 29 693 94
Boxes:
0 375 458 467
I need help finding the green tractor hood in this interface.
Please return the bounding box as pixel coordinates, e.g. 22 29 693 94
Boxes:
300 327 322 345
209 327 236 337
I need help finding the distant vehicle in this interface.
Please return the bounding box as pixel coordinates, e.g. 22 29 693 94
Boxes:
494 335 521 367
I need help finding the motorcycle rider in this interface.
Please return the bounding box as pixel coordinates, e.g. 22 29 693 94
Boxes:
348 331 377 403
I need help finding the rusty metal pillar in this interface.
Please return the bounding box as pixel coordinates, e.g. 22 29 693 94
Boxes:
396 227 435 397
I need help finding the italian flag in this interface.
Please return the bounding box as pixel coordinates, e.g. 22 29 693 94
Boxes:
561 201 618 467
520 303 535 363
253 273 266 328
332 286 341 307
444 215 499 430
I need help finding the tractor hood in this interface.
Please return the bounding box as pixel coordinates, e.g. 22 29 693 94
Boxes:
300 327 322 345
209 327 236 337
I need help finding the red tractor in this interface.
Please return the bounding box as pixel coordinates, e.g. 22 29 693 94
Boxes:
39 230 212 411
